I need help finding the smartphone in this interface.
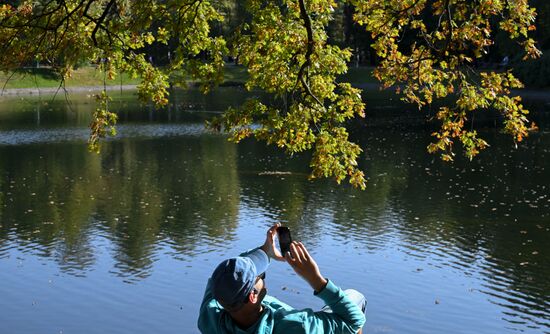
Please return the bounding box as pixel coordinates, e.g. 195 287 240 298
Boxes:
277 226 292 255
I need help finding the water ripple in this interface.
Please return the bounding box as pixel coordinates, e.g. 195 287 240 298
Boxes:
0 241 13 259
0 123 208 145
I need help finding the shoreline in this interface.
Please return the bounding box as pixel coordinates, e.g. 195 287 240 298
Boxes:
0 84 138 96
1 82 549 104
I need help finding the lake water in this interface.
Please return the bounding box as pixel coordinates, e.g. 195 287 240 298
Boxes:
0 88 549 334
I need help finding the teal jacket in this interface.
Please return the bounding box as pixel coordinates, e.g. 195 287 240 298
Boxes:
197 249 366 334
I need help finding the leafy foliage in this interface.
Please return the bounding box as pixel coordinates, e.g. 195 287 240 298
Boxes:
0 0 542 187
210 1 366 188
351 0 540 161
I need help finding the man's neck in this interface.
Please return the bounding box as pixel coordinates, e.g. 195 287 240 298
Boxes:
232 305 264 330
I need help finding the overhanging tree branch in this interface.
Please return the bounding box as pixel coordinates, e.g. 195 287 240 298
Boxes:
296 0 324 108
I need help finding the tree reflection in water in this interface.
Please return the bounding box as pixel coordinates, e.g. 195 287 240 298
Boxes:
0 136 240 281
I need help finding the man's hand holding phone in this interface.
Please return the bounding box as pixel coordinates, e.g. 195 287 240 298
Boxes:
260 223 286 261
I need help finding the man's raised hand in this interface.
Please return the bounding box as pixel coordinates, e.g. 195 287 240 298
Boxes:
261 223 286 262
285 241 328 293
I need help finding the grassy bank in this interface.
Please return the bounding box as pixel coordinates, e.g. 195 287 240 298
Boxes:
0 65 376 90
3 65 549 92
0 67 142 89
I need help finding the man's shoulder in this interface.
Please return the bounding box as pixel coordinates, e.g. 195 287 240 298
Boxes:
263 295 294 311
262 296 311 333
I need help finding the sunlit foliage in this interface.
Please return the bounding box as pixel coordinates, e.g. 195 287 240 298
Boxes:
0 0 541 188
352 0 540 161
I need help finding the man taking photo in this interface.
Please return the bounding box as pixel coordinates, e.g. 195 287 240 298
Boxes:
197 223 366 333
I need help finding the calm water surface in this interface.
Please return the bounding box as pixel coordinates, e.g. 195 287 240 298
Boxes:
0 89 549 334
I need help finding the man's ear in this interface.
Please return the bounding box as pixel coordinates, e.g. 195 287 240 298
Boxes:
248 290 258 304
